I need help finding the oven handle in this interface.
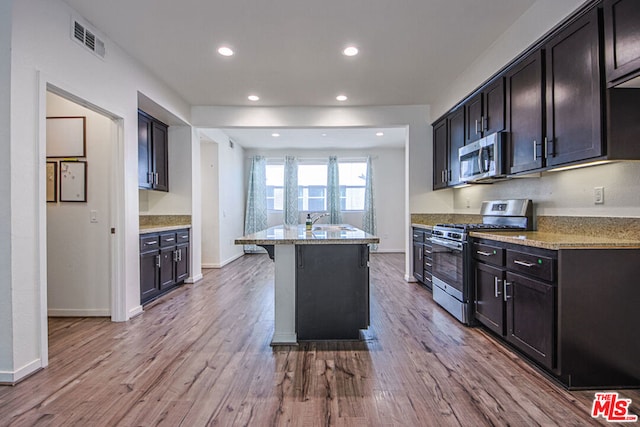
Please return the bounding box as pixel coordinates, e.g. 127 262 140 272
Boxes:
430 237 463 252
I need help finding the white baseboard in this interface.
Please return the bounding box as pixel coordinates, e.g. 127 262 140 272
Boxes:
404 274 418 282
128 305 143 318
47 308 110 317
0 358 42 385
373 249 405 254
202 252 245 269
185 273 203 284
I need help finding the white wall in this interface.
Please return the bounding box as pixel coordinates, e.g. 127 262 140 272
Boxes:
5 0 193 382
200 129 246 268
46 92 111 316
243 147 406 252
0 0 14 377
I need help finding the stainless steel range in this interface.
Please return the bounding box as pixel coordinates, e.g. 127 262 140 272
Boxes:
430 199 533 324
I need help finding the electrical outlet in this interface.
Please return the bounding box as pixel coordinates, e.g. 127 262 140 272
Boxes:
593 186 604 204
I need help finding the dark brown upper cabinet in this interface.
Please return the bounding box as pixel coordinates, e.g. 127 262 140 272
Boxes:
138 110 169 192
506 50 545 174
544 7 603 168
604 0 640 85
432 107 465 190
464 78 505 145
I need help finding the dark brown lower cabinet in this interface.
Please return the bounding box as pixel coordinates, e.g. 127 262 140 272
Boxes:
474 262 506 336
140 228 190 305
505 271 555 370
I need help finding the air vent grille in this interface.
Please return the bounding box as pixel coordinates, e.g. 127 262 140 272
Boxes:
71 17 106 59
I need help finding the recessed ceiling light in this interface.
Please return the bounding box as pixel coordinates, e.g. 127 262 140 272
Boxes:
336 95 348 102
217 46 234 56
343 46 359 56
272 133 280 137
376 132 384 136
248 95 260 101
321 133 327 137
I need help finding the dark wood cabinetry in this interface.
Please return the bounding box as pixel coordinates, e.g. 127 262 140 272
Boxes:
545 7 603 167
464 78 505 145
506 50 545 174
412 227 433 290
432 107 465 190
604 0 640 85
140 228 190 305
295 244 369 340
138 110 169 192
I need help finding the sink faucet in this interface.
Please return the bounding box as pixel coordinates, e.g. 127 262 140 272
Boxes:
310 212 330 224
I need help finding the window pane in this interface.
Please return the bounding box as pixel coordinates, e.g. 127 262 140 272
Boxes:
298 164 327 186
308 198 325 212
338 162 367 211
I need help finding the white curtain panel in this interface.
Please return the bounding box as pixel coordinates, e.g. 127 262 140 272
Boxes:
243 155 267 252
363 156 377 250
327 155 342 224
283 155 299 227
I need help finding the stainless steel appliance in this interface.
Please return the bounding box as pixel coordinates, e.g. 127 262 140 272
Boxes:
430 199 533 324
458 132 505 182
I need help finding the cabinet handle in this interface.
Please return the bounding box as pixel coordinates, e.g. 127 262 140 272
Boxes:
494 276 502 298
147 172 154 184
155 255 161 268
144 240 158 246
513 260 535 267
476 250 493 256
424 276 432 283
425 262 432 267
424 249 432 254
475 119 479 135
165 238 175 242
178 249 183 262
418 246 423 261
544 137 553 159
533 140 537 161
503 281 511 302
155 172 159 185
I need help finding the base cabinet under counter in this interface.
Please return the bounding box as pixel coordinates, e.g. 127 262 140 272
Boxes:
472 237 640 389
412 227 433 290
140 228 190 305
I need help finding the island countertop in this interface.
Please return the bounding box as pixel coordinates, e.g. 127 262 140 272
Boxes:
235 224 379 245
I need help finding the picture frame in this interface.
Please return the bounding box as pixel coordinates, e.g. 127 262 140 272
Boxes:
46 161 57 203
60 160 87 202
46 116 86 158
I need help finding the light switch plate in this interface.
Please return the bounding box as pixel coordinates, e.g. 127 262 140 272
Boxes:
90 210 98 223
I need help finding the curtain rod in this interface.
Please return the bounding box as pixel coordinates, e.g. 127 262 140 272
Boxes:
247 155 378 161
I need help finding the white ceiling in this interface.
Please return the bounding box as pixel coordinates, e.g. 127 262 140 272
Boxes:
219 127 407 149
63 0 537 108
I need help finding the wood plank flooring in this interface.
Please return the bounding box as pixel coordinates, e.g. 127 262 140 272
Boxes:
1 253 638 426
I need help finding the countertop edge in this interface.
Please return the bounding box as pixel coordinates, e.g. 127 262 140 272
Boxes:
235 238 380 245
469 231 640 250
140 224 192 234
411 223 433 230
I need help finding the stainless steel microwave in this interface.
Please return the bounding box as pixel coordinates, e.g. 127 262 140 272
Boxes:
458 132 505 183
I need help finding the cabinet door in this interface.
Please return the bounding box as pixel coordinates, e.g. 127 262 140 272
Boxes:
448 108 465 186
138 112 153 190
464 93 483 144
175 243 189 282
413 242 424 282
604 0 640 84
475 263 506 336
159 246 175 291
505 271 555 370
432 118 448 190
140 251 159 303
151 121 169 192
506 50 545 174
545 8 603 167
483 78 505 135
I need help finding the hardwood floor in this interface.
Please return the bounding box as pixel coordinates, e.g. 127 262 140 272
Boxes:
1 253 638 426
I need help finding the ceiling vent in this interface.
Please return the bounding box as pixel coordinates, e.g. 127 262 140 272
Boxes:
71 18 105 59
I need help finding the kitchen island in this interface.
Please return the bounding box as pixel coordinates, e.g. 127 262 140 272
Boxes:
235 224 379 345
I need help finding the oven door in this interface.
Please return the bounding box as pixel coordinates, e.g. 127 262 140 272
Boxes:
430 236 465 301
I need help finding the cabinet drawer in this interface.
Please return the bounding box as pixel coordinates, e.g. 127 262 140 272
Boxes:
140 234 159 251
160 232 177 247
473 242 505 267
412 229 425 243
507 250 555 282
424 255 433 273
176 230 190 243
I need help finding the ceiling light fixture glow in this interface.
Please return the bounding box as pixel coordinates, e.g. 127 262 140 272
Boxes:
343 46 359 56
248 95 260 101
336 95 348 101
271 133 280 137
376 132 384 136
217 46 234 56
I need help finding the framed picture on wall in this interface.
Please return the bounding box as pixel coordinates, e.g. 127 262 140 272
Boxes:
46 116 86 158
60 160 87 202
46 161 57 203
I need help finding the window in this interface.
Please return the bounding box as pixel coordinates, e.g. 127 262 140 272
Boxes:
266 160 367 212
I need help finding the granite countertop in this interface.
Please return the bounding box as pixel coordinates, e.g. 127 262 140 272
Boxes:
235 224 380 245
140 224 192 234
412 223 433 230
469 230 640 250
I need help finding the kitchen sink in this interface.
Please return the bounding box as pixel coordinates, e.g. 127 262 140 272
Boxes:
312 225 356 232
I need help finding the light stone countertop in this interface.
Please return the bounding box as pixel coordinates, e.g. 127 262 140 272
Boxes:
235 224 379 245
469 230 640 250
139 224 191 235
412 223 433 230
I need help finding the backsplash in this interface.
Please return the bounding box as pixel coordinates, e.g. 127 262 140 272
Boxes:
139 215 191 227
